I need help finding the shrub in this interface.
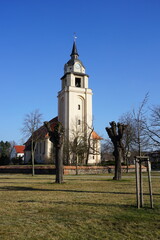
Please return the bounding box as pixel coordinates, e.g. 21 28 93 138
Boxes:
0 156 10 165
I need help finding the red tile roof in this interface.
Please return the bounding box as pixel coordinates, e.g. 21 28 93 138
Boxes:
14 145 25 153
25 116 58 146
92 131 102 140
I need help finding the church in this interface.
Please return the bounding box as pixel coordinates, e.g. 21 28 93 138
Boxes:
24 41 101 165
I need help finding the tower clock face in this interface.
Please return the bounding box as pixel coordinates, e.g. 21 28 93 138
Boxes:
75 63 81 69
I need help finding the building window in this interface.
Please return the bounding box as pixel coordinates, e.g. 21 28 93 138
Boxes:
78 119 81 125
78 104 80 110
75 78 81 87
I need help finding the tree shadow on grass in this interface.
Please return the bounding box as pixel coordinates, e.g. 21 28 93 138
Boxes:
65 178 114 182
0 177 52 181
66 178 133 182
17 199 137 209
0 185 157 196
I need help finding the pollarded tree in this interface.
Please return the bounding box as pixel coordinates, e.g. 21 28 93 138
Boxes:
21 109 43 176
105 121 127 180
44 121 64 183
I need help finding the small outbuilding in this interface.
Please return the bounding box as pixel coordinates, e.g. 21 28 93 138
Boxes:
11 145 25 160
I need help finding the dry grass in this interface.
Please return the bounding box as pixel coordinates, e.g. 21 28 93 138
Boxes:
0 172 160 240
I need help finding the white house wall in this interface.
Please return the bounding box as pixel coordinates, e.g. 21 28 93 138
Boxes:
10 148 24 160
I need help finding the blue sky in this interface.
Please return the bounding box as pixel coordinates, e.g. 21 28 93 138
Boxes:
0 0 160 143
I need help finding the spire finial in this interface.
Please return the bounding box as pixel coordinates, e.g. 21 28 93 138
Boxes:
74 32 77 42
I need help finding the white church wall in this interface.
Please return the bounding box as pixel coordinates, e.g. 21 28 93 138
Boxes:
87 139 101 165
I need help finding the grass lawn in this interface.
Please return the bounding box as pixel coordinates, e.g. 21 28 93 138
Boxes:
0 172 160 240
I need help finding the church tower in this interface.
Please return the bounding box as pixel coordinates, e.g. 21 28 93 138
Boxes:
58 40 93 140
58 40 101 165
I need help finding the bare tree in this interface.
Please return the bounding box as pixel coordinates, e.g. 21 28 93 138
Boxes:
85 125 94 165
101 139 114 164
63 124 88 170
147 105 160 148
64 121 101 168
22 109 43 176
83 122 102 165
68 134 87 174
9 140 17 162
119 112 135 169
106 121 127 180
131 93 150 156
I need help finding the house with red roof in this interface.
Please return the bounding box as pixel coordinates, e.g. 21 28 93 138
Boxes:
11 145 25 160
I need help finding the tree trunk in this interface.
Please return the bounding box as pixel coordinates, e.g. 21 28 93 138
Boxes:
55 144 63 183
126 157 129 173
85 128 94 165
113 148 122 180
85 152 89 165
44 121 64 184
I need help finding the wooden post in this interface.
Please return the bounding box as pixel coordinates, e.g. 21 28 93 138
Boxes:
135 156 153 209
135 158 140 209
147 159 153 209
139 160 143 208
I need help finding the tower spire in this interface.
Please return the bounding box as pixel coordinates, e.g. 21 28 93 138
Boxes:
70 33 79 59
